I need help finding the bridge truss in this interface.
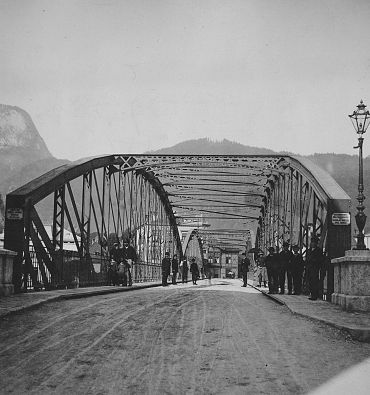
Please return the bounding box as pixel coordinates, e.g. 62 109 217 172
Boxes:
5 154 351 296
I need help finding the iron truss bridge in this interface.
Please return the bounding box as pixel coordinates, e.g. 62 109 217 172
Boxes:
4 154 351 295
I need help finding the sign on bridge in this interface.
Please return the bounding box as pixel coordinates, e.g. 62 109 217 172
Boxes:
331 213 351 226
6 208 23 220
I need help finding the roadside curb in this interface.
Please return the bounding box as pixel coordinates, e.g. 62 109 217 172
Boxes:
0 282 164 319
252 285 285 305
1 279 205 319
250 284 370 343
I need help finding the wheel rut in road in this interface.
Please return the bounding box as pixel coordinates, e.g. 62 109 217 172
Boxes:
0 282 369 395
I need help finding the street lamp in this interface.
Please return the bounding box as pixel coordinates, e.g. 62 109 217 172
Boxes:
349 100 370 250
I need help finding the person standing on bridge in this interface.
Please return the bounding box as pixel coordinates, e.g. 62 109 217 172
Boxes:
122 238 137 286
182 257 189 283
204 259 212 285
265 247 278 294
240 252 250 287
291 244 304 295
109 242 121 286
279 241 293 294
172 253 179 285
162 251 171 286
256 252 267 288
190 258 199 285
305 235 324 300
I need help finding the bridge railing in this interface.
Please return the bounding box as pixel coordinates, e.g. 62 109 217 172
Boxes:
26 246 163 290
5 155 183 292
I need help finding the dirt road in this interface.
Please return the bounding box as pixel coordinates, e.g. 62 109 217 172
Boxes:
0 279 369 394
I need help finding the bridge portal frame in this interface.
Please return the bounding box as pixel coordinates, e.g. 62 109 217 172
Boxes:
4 154 351 297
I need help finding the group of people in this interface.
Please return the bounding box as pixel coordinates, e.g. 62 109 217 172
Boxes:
108 239 201 288
107 235 326 300
161 252 200 286
256 236 326 300
108 239 137 286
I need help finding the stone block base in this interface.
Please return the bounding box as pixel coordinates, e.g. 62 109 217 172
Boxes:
332 250 370 312
0 283 14 297
1 248 17 297
331 292 370 312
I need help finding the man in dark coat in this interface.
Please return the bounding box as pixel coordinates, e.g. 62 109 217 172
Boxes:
265 247 278 294
109 242 122 286
122 238 137 286
189 258 199 285
172 254 179 285
279 241 293 294
161 251 171 286
240 252 250 287
109 242 122 262
291 245 304 295
305 235 324 300
182 257 189 283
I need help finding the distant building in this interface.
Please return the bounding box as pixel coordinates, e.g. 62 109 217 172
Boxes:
42 225 80 251
220 247 241 278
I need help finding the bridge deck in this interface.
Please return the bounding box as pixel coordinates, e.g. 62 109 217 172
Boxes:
0 279 369 394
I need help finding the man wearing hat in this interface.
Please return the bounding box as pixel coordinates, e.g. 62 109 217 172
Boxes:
240 252 250 287
305 235 324 300
171 253 179 285
279 241 293 294
291 245 304 295
109 241 122 286
256 251 267 288
190 258 200 285
122 238 137 286
109 241 121 262
265 247 278 294
161 251 171 286
182 256 189 283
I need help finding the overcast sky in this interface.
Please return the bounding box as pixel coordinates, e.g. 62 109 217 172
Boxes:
1 0 370 160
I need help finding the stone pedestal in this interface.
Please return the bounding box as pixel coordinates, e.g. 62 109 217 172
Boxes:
331 250 370 312
0 248 17 296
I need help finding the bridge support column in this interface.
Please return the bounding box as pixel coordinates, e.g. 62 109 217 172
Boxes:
0 249 17 296
331 250 370 312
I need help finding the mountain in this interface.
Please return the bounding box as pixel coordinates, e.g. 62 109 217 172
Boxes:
0 104 368 237
0 104 69 232
146 138 276 155
0 104 51 160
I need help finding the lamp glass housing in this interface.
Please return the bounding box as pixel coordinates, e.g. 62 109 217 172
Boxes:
349 100 370 135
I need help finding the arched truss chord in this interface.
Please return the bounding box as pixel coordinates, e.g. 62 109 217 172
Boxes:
130 154 350 262
257 156 351 260
181 227 205 266
5 154 351 297
4 155 182 289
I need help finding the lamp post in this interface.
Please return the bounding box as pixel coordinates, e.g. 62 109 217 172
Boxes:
349 100 370 250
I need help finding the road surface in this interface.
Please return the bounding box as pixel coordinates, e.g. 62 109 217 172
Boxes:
0 279 369 394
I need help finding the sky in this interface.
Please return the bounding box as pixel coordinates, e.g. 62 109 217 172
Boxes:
1 0 370 160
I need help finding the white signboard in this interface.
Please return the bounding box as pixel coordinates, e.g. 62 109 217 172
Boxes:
332 213 350 226
6 208 23 220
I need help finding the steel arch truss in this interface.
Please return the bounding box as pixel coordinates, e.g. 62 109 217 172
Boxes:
5 156 182 289
5 154 351 293
182 228 205 264
258 157 351 258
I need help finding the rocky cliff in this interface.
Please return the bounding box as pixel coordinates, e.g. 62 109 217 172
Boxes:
0 105 68 231
0 104 51 156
